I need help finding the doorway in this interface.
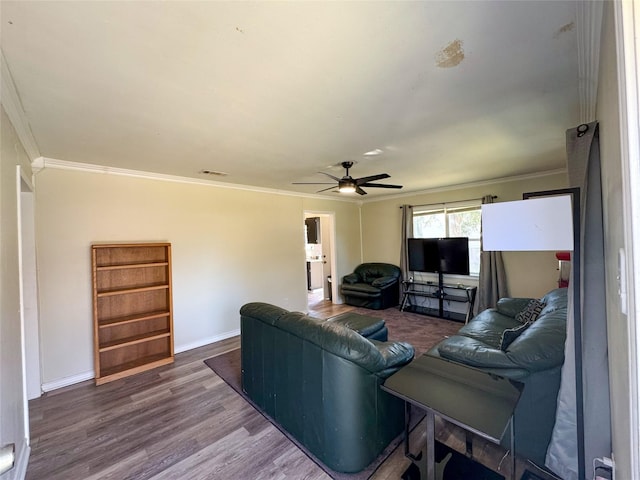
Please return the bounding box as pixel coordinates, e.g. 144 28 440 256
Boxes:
303 212 337 310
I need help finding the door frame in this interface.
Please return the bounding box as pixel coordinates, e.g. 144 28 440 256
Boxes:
614 0 640 476
17 166 41 433
304 210 339 304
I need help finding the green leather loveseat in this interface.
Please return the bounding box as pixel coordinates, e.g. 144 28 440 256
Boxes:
428 288 568 466
240 302 415 473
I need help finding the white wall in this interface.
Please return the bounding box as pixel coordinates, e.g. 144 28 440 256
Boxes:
597 3 633 478
33 166 362 387
0 106 32 479
360 172 569 299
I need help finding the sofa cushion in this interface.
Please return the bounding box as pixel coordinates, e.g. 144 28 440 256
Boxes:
342 283 382 295
353 263 401 284
515 299 546 323
455 309 520 349
496 297 535 318
437 335 521 370
540 288 568 314
343 273 359 284
275 311 414 373
505 308 567 372
328 312 386 339
371 276 397 288
500 322 531 350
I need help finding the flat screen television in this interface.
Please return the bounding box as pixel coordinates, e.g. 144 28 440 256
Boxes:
407 237 470 275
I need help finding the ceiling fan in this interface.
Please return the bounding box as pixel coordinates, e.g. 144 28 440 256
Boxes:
293 161 403 195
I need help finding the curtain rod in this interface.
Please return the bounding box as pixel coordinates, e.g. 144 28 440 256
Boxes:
399 195 497 209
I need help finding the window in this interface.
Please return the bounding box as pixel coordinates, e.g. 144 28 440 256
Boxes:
412 201 481 276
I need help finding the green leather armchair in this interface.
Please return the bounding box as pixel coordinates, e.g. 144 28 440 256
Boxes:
240 302 414 473
340 263 401 309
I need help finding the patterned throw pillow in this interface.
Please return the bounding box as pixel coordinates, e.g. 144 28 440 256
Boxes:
515 299 545 324
500 323 530 350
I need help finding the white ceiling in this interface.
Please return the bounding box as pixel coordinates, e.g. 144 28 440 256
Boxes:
1 1 580 198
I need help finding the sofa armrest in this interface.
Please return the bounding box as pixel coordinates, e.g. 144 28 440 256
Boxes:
437 336 520 370
506 314 567 372
240 302 291 326
371 275 397 288
343 273 360 284
371 341 415 379
496 297 536 318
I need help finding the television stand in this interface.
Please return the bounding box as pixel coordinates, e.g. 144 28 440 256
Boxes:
400 275 477 323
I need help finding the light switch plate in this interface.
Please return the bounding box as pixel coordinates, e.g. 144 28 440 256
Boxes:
618 248 628 315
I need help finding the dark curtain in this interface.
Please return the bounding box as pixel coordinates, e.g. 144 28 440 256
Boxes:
399 205 413 302
546 122 611 480
477 195 508 312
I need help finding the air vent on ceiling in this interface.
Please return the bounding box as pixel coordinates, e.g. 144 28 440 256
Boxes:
199 169 229 177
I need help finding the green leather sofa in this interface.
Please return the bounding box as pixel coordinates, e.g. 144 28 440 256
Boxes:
240 302 415 473
428 288 568 466
340 263 401 309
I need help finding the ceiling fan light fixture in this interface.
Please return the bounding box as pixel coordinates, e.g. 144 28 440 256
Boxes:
292 160 402 195
338 179 356 193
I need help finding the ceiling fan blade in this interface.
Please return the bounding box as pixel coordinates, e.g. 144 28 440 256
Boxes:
316 186 338 193
360 183 403 189
295 165 398 195
292 182 335 185
355 173 390 185
318 172 341 181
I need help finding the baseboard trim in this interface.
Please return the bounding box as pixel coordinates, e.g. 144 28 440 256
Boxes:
40 329 241 392
13 440 30 480
174 329 240 354
42 371 94 392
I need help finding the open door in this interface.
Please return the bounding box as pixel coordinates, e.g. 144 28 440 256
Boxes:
304 211 337 309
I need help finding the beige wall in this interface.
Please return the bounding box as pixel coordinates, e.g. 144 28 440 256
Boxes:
30 165 580 387
597 2 632 477
34 167 362 386
360 172 569 299
1 106 33 476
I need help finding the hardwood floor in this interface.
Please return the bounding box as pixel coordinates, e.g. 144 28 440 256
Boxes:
307 292 354 318
27 337 331 480
27 301 558 480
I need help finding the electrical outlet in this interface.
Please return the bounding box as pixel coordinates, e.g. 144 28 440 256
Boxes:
594 456 614 480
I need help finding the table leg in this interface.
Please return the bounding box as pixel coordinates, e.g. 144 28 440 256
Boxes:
401 290 410 311
404 402 419 460
401 403 428 480
510 416 516 480
425 410 435 480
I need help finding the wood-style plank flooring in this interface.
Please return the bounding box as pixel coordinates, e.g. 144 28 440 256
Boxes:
26 299 557 480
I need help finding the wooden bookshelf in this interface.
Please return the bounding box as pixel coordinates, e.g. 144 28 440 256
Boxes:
92 243 174 385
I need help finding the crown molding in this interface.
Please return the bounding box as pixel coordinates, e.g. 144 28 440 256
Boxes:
0 49 41 160
36 157 566 206
34 157 360 203
360 168 568 204
577 0 605 123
